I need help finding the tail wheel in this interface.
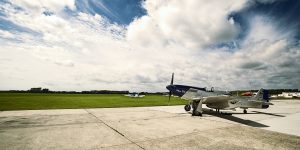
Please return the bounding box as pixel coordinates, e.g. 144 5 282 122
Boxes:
184 105 191 111
243 109 247 114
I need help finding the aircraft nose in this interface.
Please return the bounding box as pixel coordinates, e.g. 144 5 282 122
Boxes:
166 85 172 90
166 85 171 90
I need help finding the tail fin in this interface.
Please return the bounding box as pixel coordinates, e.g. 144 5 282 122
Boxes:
263 89 269 102
253 88 269 102
253 88 270 108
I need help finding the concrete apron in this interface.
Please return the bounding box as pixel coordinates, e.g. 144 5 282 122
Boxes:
0 100 300 150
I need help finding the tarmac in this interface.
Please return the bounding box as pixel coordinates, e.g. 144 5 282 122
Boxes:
0 99 299 150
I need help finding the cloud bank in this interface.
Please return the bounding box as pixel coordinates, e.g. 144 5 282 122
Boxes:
0 0 299 91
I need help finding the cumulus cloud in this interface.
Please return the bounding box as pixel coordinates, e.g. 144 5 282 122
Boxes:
127 0 246 49
0 0 299 91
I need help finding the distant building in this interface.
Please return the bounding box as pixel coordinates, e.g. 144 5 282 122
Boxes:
278 92 300 98
42 88 49 93
29 87 49 93
29 87 42 92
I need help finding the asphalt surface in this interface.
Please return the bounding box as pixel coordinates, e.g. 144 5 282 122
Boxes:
0 99 299 150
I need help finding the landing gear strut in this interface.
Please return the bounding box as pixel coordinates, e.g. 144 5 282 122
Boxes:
192 100 203 116
243 109 247 114
184 104 191 111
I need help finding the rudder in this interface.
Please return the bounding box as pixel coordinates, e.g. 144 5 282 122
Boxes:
262 89 269 108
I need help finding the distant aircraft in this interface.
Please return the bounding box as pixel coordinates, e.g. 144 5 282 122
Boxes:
241 92 253 96
124 92 145 98
166 73 273 116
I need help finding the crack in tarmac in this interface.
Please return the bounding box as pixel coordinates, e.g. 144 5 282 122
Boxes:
85 109 145 150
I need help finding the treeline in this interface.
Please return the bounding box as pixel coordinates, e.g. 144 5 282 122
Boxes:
0 90 130 94
1 87 298 95
0 87 166 95
0 87 130 94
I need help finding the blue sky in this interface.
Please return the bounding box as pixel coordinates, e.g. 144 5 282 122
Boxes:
75 0 146 25
0 0 299 91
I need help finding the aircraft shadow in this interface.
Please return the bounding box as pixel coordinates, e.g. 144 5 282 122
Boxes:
190 108 270 127
251 111 285 117
210 113 269 127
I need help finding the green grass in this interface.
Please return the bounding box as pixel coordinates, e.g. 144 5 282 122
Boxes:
0 93 186 111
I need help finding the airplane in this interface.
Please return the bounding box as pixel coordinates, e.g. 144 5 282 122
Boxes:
166 73 273 116
241 91 254 96
124 92 145 98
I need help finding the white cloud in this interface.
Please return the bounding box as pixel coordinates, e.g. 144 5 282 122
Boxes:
0 0 299 92
10 0 75 13
127 0 246 49
0 29 15 39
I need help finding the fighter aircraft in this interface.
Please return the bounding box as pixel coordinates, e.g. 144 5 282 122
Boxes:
166 73 273 116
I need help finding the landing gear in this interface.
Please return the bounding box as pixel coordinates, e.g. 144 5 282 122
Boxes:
191 100 203 116
192 109 202 116
243 109 247 114
184 104 191 111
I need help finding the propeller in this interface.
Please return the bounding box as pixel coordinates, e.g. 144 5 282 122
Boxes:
168 73 174 105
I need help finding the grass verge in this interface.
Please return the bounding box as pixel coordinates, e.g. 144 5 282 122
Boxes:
0 93 186 111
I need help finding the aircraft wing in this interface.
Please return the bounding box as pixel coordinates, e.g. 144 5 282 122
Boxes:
181 88 231 103
181 88 202 101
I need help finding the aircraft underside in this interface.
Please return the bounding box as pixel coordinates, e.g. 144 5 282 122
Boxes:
184 100 259 116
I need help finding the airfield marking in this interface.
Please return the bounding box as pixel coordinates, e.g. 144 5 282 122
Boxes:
84 109 145 150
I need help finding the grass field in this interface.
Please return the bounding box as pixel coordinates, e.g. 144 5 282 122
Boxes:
0 93 186 111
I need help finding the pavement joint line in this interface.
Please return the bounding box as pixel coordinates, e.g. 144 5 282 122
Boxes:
85 109 145 150
0 122 102 130
0 113 92 118
0 112 90 117
87 109 154 114
128 124 239 144
94 142 144 150
108 114 181 122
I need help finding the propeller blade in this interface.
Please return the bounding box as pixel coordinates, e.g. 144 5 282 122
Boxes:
168 73 174 105
168 91 171 105
170 73 174 85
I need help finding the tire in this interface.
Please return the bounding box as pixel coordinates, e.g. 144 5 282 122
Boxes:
184 105 191 111
243 109 247 114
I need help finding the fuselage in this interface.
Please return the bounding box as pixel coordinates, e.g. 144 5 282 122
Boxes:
166 84 269 110
205 96 267 109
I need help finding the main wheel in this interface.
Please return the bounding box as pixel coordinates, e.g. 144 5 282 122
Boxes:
243 109 247 114
184 105 191 111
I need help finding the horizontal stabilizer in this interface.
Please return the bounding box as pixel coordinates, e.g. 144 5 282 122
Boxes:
248 100 273 105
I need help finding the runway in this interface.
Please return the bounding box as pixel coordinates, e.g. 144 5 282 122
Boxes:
0 99 299 149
